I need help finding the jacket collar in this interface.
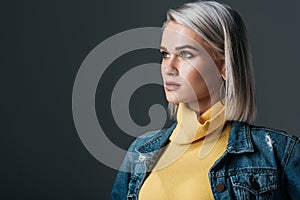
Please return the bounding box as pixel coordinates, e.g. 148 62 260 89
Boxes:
226 121 254 154
135 122 177 154
135 121 254 155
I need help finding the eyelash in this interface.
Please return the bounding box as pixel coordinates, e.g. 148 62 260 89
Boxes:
160 51 194 59
160 51 170 58
180 51 194 58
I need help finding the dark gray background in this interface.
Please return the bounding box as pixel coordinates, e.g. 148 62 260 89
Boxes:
2 0 299 199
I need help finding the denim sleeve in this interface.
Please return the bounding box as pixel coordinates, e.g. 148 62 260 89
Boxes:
284 136 300 199
111 144 135 200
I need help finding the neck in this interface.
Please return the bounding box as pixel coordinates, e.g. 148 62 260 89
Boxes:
186 95 220 117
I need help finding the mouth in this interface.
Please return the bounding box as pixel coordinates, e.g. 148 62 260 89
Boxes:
165 81 181 91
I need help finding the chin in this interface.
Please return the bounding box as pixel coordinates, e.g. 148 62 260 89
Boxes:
167 100 180 105
165 95 180 105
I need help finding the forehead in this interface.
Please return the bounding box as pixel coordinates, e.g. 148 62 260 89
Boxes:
161 21 206 49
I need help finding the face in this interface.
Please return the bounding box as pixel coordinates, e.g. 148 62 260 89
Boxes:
160 21 224 112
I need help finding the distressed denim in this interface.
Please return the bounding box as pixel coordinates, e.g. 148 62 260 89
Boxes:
111 121 300 200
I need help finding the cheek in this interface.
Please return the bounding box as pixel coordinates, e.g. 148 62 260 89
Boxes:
185 70 207 93
180 62 206 89
161 61 168 78
181 59 220 91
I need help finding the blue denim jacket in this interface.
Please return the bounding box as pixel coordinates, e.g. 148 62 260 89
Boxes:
111 121 300 200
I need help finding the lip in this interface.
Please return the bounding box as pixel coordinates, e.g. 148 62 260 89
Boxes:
165 81 181 91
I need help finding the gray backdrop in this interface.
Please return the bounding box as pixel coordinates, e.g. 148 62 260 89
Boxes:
2 0 299 199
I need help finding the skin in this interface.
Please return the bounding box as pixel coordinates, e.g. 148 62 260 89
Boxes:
160 21 225 115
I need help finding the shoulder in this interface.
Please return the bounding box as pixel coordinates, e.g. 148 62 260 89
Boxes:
232 121 298 141
248 123 299 144
232 121 299 155
251 123 300 157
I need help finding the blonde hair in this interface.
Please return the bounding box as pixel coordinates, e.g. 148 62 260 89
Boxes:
164 0 256 123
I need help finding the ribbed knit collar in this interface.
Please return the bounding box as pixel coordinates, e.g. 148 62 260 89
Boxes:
169 101 226 145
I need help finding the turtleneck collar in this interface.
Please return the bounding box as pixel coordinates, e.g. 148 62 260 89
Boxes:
170 101 226 145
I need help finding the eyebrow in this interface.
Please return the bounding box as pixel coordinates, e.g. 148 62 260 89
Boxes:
160 45 199 51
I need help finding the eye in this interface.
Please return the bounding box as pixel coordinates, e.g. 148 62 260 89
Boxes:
160 51 170 58
179 51 194 58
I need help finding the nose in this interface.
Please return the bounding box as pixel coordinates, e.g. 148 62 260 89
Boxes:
162 55 179 76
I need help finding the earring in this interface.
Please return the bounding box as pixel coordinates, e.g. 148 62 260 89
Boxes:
219 79 225 105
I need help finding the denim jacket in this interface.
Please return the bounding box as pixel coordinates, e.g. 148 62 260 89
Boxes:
111 121 300 200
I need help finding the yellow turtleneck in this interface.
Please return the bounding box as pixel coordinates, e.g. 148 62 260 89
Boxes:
139 101 231 200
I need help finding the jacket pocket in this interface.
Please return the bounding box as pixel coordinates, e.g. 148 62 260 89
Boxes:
229 168 277 200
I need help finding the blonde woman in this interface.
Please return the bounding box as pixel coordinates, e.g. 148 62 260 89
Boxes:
111 1 300 199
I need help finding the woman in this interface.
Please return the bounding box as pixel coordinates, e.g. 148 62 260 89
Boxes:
111 1 300 199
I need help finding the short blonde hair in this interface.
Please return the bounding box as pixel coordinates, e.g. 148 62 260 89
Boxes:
164 0 256 123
